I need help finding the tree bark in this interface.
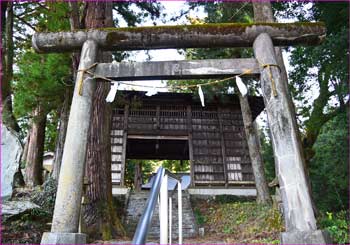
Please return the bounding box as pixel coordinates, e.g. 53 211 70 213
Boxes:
52 87 72 181
32 22 326 53
82 2 125 241
20 127 31 166
2 2 20 132
238 92 271 204
134 163 142 192
25 105 47 187
51 1 79 182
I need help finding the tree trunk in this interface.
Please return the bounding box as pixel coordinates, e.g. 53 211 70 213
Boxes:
238 92 271 204
134 163 142 192
2 2 20 132
51 2 79 182
52 87 72 181
82 2 125 241
20 127 31 166
252 1 318 214
25 105 47 187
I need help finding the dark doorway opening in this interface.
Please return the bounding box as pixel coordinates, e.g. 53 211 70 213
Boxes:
124 137 190 190
126 138 189 160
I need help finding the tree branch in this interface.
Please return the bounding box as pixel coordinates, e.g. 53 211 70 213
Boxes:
13 14 35 31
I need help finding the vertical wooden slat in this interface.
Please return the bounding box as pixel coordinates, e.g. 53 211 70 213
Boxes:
120 104 129 186
187 105 195 187
156 105 160 129
218 107 228 186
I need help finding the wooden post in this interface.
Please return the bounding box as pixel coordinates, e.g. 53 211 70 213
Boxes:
217 107 228 186
187 105 195 187
120 104 129 186
50 40 98 234
237 92 271 204
253 33 317 232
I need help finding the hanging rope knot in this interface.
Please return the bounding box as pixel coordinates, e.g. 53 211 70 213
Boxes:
260 63 281 97
77 62 98 95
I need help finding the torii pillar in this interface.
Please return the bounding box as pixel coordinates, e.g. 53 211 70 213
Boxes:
32 23 330 244
253 33 331 244
41 40 98 244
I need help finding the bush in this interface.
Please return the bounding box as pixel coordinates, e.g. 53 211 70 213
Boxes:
319 210 349 244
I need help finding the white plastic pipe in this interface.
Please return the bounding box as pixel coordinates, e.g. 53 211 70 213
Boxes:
159 175 168 244
169 197 172 244
178 181 183 244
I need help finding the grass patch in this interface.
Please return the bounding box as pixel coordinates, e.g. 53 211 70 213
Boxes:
192 197 284 243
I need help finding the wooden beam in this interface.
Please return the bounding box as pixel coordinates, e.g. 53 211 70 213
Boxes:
127 129 188 137
94 58 259 80
32 22 326 53
127 135 188 140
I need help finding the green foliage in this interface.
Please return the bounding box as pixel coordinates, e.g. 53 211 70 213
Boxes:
214 194 254 203
13 51 71 118
278 3 349 130
260 131 276 184
124 159 156 188
319 210 349 244
161 160 190 173
193 207 206 226
124 159 189 189
309 111 349 212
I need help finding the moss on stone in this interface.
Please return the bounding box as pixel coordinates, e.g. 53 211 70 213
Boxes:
37 22 326 34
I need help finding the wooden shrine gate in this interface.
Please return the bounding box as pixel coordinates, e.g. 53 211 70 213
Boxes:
33 23 331 244
109 91 264 191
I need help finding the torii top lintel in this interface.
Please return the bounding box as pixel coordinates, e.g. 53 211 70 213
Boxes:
32 22 325 53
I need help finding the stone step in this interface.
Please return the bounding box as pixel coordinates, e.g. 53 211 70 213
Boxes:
124 190 198 239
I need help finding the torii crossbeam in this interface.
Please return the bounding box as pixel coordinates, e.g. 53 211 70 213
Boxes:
34 23 330 244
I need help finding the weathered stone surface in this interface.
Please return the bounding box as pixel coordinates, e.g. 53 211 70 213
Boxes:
253 33 317 232
94 58 260 81
2 200 40 216
50 40 97 233
32 22 326 53
1 125 22 199
41 232 87 244
281 229 332 244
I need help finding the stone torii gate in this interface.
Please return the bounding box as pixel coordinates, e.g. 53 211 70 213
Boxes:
32 23 330 244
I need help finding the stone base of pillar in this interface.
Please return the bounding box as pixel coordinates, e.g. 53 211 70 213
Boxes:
41 232 87 244
281 229 332 244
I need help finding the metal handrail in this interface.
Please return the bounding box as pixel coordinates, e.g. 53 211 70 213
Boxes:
132 167 165 244
131 167 183 245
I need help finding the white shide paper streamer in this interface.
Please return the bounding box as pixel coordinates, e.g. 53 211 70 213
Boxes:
106 82 119 102
198 85 205 107
236 76 248 97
